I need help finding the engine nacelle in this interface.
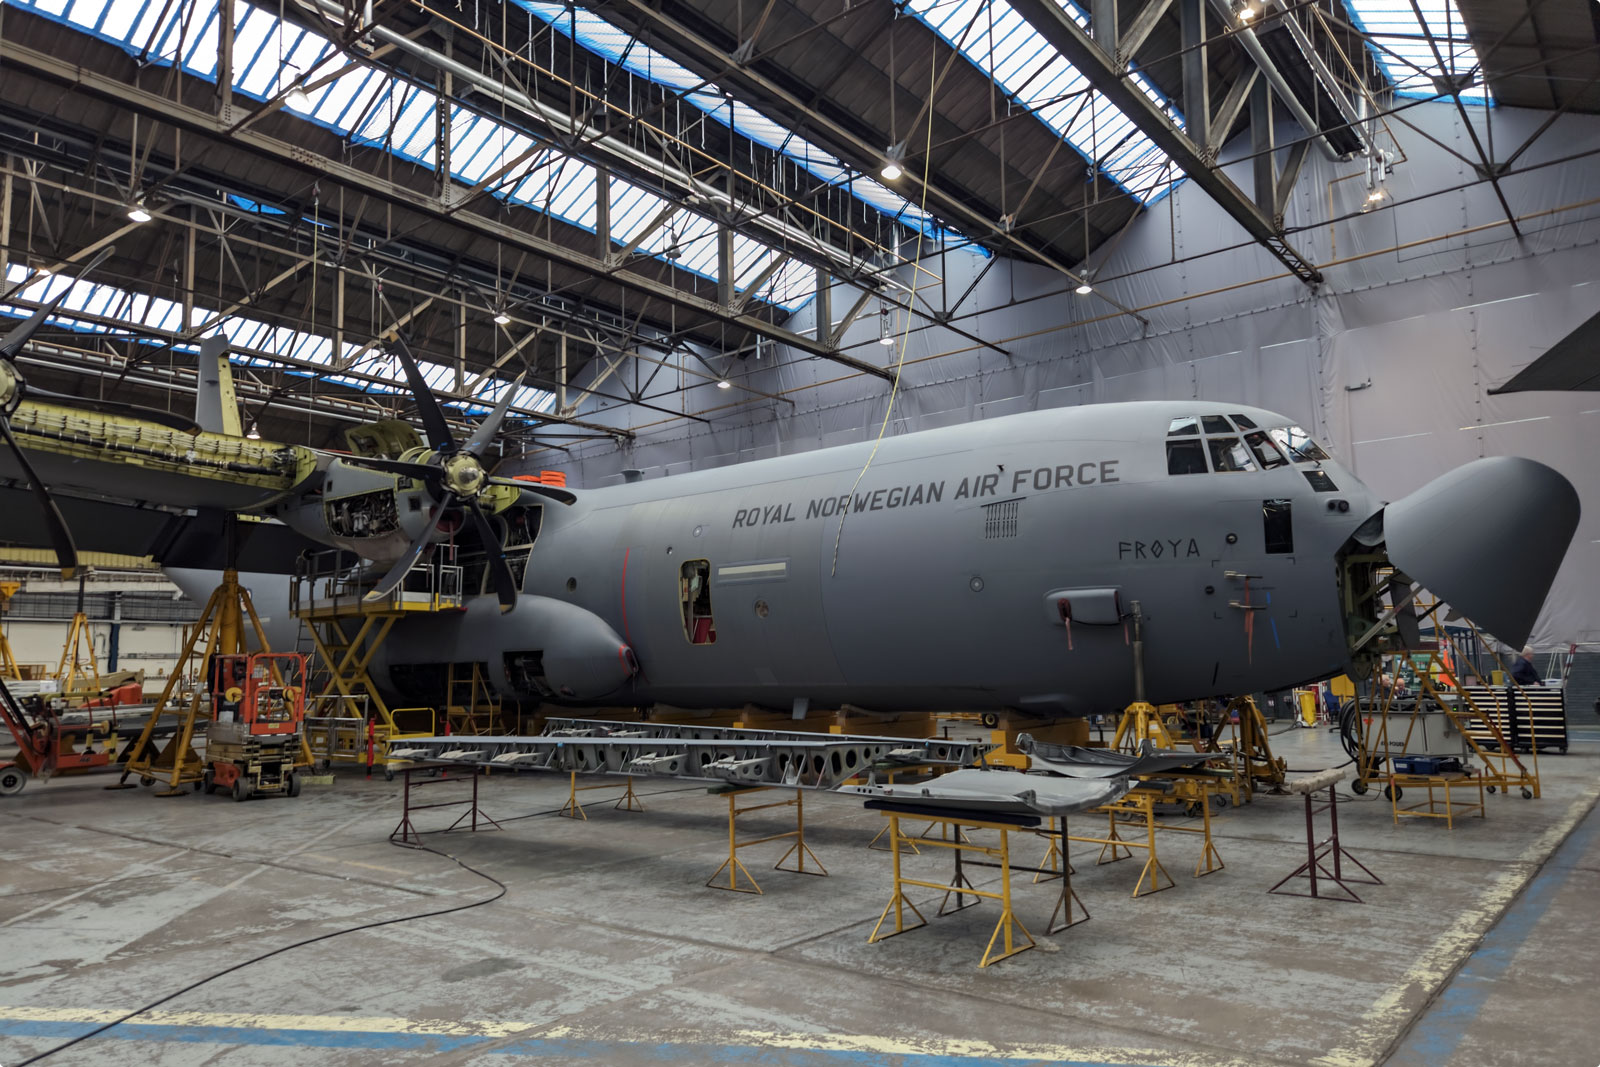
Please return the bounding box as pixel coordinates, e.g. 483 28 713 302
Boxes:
377 594 638 703
271 457 434 564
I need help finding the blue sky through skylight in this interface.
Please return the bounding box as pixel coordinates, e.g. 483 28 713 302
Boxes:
0 264 555 416
10 0 822 309
1342 0 1492 104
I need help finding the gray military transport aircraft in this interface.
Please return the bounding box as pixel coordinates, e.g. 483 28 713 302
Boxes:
0 276 1582 722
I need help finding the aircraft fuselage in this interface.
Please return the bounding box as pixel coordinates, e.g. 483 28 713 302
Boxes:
365 401 1381 716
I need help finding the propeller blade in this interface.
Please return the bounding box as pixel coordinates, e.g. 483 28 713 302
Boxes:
362 491 457 603
0 416 78 577
24 387 201 434
487 476 577 506
339 454 442 487
461 373 525 459
466 500 519 613
1 286 82 361
0 247 115 355
386 335 456 454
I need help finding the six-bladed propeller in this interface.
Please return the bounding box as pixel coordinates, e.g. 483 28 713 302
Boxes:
339 336 573 613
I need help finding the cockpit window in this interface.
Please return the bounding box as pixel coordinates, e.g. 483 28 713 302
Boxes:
1201 415 1233 435
1166 439 1208 475
1244 431 1288 469
1167 416 1199 436
1269 426 1330 463
1230 413 1259 430
1208 437 1257 472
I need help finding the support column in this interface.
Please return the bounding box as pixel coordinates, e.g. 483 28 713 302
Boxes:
1250 79 1276 217
1179 0 1208 149
1093 0 1118 55
813 268 830 344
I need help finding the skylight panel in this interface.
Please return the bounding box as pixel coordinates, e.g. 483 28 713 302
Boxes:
1342 0 1491 103
14 0 816 311
903 0 1181 203
65 0 108 30
514 0 947 238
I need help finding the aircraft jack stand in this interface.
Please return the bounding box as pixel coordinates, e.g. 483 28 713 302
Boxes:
1111 701 1177 753
705 786 826 894
558 772 644 819
113 568 272 796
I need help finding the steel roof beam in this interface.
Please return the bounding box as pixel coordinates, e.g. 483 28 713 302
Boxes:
1006 0 1323 285
0 35 895 383
594 0 1149 328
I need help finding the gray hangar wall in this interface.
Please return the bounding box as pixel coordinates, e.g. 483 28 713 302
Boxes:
531 101 1600 649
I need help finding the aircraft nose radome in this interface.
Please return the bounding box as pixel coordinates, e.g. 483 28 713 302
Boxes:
1382 456 1580 648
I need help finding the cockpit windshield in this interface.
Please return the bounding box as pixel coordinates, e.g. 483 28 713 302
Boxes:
1269 426 1329 464
1167 414 1326 475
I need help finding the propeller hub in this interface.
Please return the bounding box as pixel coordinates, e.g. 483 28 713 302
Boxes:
0 361 18 413
441 451 487 497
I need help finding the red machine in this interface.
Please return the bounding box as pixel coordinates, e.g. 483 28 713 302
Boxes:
203 652 310 800
0 678 123 796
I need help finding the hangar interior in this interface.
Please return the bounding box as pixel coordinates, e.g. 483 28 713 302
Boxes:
1 0 1598 1064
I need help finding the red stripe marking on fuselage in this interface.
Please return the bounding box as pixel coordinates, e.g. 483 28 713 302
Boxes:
620 547 632 645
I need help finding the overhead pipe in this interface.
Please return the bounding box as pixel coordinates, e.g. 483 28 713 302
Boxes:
1268 0 1371 158
1204 0 1354 161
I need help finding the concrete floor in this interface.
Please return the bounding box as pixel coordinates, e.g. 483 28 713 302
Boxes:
2 726 1597 1067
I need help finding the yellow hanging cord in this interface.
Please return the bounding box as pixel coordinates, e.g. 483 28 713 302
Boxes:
830 59 940 577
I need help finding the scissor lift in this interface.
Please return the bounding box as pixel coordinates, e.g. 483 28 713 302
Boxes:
293 550 460 774
202 652 312 800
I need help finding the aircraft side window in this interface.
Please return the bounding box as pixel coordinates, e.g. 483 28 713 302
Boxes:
1207 437 1257 472
1230 413 1259 429
1263 498 1294 554
1201 415 1233 434
1244 431 1288 469
1166 439 1208 475
1167 416 1199 436
680 560 717 645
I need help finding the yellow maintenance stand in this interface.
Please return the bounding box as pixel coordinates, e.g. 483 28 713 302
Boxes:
293 549 458 774
114 568 273 795
0 581 21 681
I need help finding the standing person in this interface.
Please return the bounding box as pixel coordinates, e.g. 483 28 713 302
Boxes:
1510 646 1542 688
1507 646 1542 751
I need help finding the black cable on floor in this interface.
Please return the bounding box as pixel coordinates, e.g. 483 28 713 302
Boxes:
16 838 508 1065
15 776 717 1061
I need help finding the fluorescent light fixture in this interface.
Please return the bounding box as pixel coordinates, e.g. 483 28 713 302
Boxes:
716 378 732 390
126 201 152 223
285 83 312 111
493 310 512 325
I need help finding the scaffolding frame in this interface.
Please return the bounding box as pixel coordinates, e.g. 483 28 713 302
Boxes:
292 550 462 771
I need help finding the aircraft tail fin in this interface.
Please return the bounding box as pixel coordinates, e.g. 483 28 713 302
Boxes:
195 335 242 436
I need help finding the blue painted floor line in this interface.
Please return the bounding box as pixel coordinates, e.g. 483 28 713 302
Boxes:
0 1021 1163 1067
1384 795 1600 1065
